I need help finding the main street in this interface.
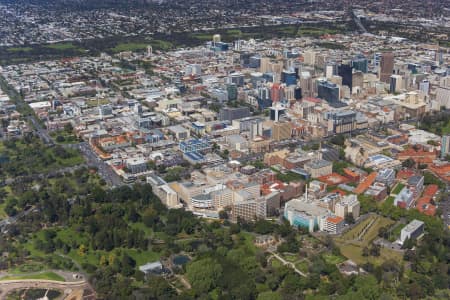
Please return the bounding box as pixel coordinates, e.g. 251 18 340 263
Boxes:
70 142 124 187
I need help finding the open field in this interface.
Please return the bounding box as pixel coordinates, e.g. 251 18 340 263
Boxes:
0 271 65 282
7 47 33 52
45 43 81 51
334 214 400 265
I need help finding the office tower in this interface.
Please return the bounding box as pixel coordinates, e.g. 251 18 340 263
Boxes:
390 75 403 94
185 64 202 76
441 135 450 158
249 119 263 139
294 87 302 101
219 107 250 121
250 72 264 87
317 80 340 105
270 104 286 121
213 34 221 45
281 70 297 86
260 57 270 73
352 55 368 73
419 80 430 95
263 73 274 83
437 87 450 109
326 111 357 134
229 73 245 87
380 52 394 83
325 64 336 79
226 84 238 101
272 121 292 141
352 71 364 90
146 45 153 57
300 71 313 98
234 40 242 51
303 50 316 66
270 83 283 103
338 64 353 89
249 55 261 68
240 52 252 67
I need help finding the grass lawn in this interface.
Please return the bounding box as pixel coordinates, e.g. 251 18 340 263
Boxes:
388 223 406 242
335 214 398 265
45 43 80 51
7 47 32 52
112 42 149 52
124 248 161 266
191 33 213 41
9 262 44 274
227 29 242 35
150 40 173 50
384 196 395 206
295 260 309 273
85 98 110 108
270 258 283 269
283 253 298 263
0 202 7 219
0 271 65 282
322 254 346 265
339 244 403 266
392 183 405 195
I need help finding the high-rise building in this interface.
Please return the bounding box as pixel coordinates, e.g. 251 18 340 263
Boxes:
226 84 238 101
325 63 337 79
338 64 353 89
249 55 261 68
272 121 292 141
303 50 316 66
441 135 450 158
326 111 357 134
219 107 250 121
229 73 245 87
281 70 297 86
380 52 394 83
419 80 430 95
317 80 340 105
352 55 368 73
249 119 263 139
270 104 286 121
390 75 403 94
294 87 302 101
270 83 283 103
352 71 364 90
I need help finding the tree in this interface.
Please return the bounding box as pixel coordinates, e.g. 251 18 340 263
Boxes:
330 134 345 146
362 246 369 257
219 210 228 220
186 258 223 294
345 213 355 224
402 158 415 168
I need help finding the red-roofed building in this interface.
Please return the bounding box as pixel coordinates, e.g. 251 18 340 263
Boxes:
343 168 360 183
396 169 416 183
397 146 437 165
354 172 378 194
429 163 450 182
423 184 439 197
324 216 344 234
416 196 436 216
318 173 349 186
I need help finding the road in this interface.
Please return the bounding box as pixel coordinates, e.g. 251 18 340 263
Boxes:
0 205 37 233
27 116 53 145
70 142 124 187
442 185 450 229
351 9 368 33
